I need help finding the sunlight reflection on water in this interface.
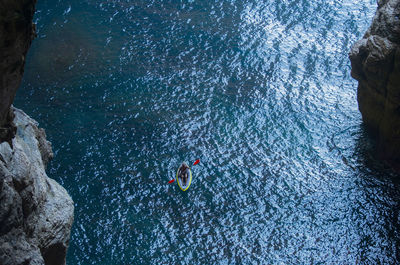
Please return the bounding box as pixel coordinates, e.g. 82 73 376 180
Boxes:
16 0 400 264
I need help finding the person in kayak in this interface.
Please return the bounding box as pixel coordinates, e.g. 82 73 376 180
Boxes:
178 162 190 186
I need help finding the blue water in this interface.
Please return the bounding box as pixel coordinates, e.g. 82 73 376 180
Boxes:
16 0 400 264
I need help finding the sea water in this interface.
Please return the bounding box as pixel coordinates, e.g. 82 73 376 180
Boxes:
16 0 400 264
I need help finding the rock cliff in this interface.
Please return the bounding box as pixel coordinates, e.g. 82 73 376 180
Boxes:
0 0 37 143
0 0 74 264
0 108 74 265
349 0 400 163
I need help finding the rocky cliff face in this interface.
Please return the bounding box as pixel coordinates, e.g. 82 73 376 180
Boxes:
0 0 37 143
0 0 74 264
0 108 74 265
349 0 400 163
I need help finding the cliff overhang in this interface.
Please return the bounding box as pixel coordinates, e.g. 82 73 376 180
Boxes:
0 0 74 264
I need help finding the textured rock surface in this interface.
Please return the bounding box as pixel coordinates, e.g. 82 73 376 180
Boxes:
349 0 400 163
0 108 74 265
0 0 74 264
0 0 37 143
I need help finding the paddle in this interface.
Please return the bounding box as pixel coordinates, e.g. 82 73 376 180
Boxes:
168 159 200 184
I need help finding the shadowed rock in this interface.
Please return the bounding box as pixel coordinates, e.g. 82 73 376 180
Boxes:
349 0 400 164
0 0 37 143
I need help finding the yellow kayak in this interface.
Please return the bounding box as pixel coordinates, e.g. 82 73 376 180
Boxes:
176 166 192 191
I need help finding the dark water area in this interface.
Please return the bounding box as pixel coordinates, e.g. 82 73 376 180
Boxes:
16 0 400 264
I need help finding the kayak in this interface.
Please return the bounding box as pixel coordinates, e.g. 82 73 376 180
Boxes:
176 166 192 191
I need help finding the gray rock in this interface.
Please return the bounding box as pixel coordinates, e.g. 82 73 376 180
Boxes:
0 108 74 265
349 0 400 163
